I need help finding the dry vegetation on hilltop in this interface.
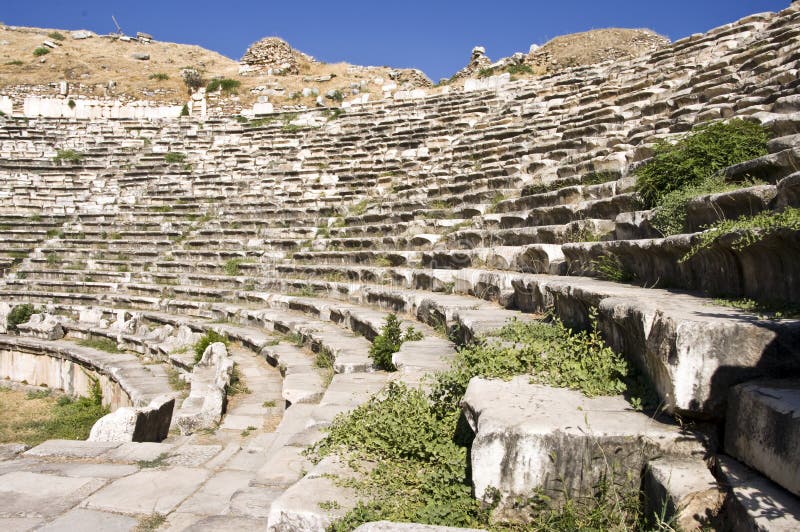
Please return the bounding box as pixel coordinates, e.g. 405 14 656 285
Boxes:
0 23 668 108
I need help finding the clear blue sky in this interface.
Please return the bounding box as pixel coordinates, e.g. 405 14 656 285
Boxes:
2 1 791 81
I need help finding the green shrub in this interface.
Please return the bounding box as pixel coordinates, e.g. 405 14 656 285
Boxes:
77 337 121 353
635 119 768 209
180 104 189 116
682 207 800 262
48 31 65 41
33 47 50 57
310 382 486 530
592 254 635 283
149 73 169 81
223 259 244 277
164 152 187 164
369 314 424 371
5 60 24 66
181 68 203 94
314 311 654 530
53 149 83 163
431 312 630 415
506 63 534 76
207 78 241 94
193 330 229 363
7 304 36 333
649 175 737 235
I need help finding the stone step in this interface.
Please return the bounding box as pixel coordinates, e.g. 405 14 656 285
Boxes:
461 376 705 506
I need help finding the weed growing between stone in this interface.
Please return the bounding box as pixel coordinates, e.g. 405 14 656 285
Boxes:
76 337 122 353
634 119 768 210
313 312 655 530
592 254 635 283
368 313 424 371
682 207 800 261
650 175 750 236
710 297 800 320
193 330 229 363
6 303 35 333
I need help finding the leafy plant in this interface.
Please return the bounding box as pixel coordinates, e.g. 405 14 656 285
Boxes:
181 68 203 94
592 254 634 283
206 77 241 94
682 207 800 261
53 149 83 163
193 330 229 363
635 119 768 209
649 174 737 236
7 304 36 333
77 337 122 353
369 314 424 371
224 258 245 276
228 364 250 396
180 103 189 116
310 382 486 530
164 152 187 164
48 31 65 41
431 312 630 415
5 60 24 66
149 73 169 81
33 47 50 57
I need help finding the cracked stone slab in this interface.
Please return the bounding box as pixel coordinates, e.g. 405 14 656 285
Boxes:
82 466 210 515
23 440 120 459
37 508 138 531
175 470 253 516
165 444 222 467
0 471 107 519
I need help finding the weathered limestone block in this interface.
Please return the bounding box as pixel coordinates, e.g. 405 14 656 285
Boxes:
0 302 10 334
461 377 703 506
173 342 233 435
643 457 724 531
17 313 65 340
724 379 800 496
88 394 174 443
508 274 800 417
160 325 202 353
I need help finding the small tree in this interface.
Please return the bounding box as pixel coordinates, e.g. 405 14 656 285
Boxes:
181 68 203 95
369 314 424 371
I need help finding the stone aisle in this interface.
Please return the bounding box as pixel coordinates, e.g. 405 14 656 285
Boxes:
0 342 289 531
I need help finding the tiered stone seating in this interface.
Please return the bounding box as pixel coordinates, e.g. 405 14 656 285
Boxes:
1 3 800 529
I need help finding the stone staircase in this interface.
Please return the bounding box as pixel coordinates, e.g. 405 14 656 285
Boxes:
0 3 799 530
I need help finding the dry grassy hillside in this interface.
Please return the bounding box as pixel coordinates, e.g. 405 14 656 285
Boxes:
0 25 239 103
0 25 429 108
0 24 669 108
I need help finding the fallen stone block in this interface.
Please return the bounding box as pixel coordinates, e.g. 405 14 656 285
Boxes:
724 379 800 496
89 394 174 442
17 313 65 340
461 376 704 506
